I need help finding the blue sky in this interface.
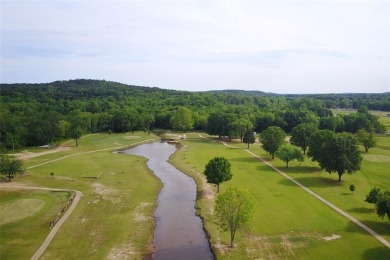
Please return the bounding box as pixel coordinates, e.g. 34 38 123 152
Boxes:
1 0 389 93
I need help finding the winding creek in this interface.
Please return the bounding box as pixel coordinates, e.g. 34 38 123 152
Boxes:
122 142 213 260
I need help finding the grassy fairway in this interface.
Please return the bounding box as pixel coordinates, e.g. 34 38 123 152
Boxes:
0 189 70 259
0 132 161 260
170 133 390 259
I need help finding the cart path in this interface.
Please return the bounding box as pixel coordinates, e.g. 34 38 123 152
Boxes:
27 139 156 169
0 185 83 259
198 134 390 249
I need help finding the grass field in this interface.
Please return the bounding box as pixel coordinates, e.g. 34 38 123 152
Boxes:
170 133 390 259
0 132 161 260
1 130 389 259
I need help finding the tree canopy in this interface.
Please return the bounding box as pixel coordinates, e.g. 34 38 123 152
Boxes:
214 187 254 247
0 156 24 182
204 157 232 193
290 123 318 155
309 132 362 181
275 144 304 168
259 126 286 159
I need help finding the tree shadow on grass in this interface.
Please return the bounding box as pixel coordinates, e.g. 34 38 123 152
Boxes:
345 220 390 236
282 166 321 174
348 207 374 214
279 176 342 188
231 157 259 163
363 246 390 259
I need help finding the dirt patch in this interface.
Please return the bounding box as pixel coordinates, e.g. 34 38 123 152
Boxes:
133 202 151 222
15 146 71 160
106 244 139 260
91 183 121 204
245 231 322 259
322 234 341 241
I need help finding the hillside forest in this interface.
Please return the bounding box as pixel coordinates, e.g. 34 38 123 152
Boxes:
1 79 389 151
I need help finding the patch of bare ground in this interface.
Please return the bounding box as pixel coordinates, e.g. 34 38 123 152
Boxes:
15 146 71 160
90 183 121 204
213 239 235 255
106 244 140 260
322 234 341 241
245 231 322 259
133 202 151 222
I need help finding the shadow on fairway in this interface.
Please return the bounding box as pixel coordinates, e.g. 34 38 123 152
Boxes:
348 207 374 214
231 157 259 163
279 176 342 188
363 246 390 260
345 220 390 236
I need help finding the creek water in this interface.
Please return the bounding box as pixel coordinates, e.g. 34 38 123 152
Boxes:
122 142 213 260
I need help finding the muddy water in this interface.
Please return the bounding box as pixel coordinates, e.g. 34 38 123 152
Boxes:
122 142 213 260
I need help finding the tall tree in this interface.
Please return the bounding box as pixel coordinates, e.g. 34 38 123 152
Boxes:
215 188 254 247
230 118 253 142
310 132 362 181
0 155 24 182
170 107 194 131
365 187 382 208
356 129 376 152
290 123 318 154
307 129 335 163
243 130 255 149
376 191 390 221
275 144 304 168
259 126 286 159
204 157 232 193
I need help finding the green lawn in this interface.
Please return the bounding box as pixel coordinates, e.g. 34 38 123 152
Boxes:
1 132 161 260
170 133 390 259
0 189 70 259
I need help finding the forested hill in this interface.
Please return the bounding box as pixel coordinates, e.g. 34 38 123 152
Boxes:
0 79 388 150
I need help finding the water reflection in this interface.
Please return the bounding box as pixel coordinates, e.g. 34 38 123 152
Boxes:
122 142 213 260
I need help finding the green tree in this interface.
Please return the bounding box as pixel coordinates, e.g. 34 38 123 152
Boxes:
307 129 335 163
170 107 194 131
365 187 382 208
259 126 286 159
243 130 255 149
230 118 253 143
312 132 362 181
350 184 356 193
0 155 24 182
376 191 390 221
204 157 232 193
275 144 304 168
356 129 376 152
214 187 254 248
290 123 318 155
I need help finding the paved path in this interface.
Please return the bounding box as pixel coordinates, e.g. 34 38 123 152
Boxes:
0 185 83 259
198 134 390 249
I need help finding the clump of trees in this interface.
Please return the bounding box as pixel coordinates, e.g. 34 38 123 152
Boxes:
204 157 232 193
214 187 254 247
365 187 390 221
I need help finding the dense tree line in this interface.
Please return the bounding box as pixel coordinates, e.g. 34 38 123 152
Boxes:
0 79 387 151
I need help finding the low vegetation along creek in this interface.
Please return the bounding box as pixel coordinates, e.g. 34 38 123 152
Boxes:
1 81 390 259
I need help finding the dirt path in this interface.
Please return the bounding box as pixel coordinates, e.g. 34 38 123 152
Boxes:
0 185 83 259
198 134 390 249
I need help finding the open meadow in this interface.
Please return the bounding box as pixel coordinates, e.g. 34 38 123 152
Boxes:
0 132 161 260
170 133 390 259
1 130 389 259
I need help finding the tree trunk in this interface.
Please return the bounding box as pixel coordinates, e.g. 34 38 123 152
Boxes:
303 147 306 155
75 138 79 147
247 143 249 149
230 229 235 248
272 153 275 159
338 172 342 182
286 161 289 168
217 184 220 193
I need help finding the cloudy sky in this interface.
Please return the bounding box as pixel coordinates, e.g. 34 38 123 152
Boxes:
1 0 389 93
